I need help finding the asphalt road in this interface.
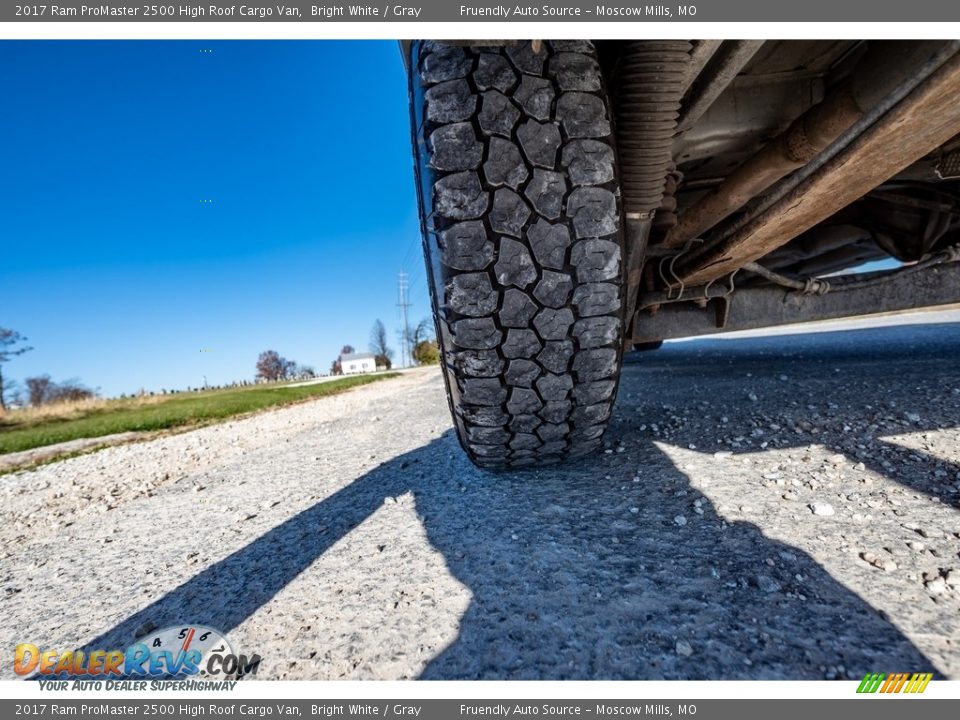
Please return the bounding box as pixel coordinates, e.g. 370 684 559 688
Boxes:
2 313 958 680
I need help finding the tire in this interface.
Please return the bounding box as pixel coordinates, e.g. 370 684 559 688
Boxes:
408 40 625 469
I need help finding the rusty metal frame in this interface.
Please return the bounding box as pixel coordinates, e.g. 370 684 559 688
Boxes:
676 49 960 287
663 41 958 250
631 261 960 342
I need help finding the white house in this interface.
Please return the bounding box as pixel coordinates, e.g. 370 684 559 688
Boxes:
340 352 377 375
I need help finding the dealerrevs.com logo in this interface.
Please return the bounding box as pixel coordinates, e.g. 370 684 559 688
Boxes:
15 625 261 682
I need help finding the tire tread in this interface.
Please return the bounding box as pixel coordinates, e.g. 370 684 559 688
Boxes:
411 40 624 468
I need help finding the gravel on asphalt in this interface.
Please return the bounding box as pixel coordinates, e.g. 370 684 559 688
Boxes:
2 317 958 680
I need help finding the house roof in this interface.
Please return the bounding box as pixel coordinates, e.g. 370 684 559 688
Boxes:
340 352 376 362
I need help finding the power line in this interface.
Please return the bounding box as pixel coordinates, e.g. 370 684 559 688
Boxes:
406 267 425 299
400 235 422 276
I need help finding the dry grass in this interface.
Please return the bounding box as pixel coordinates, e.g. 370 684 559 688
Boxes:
0 373 400 455
1 394 169 425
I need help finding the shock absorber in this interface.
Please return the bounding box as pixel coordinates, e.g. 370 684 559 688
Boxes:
613 41 692 326
616 41 691 217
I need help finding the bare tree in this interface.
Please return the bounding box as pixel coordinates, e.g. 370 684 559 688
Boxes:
294 364 317 378
2 378 24 409
25 375 95 406
256 350 290 381
26 375 53 406
0 327 33 411
370 320 395 369
370 319 394 369
48 379 95 403
340 345 356 356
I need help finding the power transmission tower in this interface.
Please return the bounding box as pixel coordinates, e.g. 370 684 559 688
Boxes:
397 271 411 368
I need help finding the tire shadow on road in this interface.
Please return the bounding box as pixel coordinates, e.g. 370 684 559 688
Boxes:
70 430 937 679
418 323 958 678
415 447 941 679
74 322 958 679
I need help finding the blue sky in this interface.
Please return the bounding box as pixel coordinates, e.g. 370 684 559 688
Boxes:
0 41 430 397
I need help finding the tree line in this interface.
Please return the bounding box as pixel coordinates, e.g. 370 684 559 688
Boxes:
254 351 316 382
0 327 94 410
0 319 442 412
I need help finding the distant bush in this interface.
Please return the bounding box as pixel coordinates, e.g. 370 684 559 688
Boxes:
413 340 440 366
25 375 96 406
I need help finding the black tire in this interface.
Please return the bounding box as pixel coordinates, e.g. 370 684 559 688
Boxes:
408 40 625 468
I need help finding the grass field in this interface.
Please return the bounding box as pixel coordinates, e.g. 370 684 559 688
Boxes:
0 373 399 456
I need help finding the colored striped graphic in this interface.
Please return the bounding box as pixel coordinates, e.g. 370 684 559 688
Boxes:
857 672 933 693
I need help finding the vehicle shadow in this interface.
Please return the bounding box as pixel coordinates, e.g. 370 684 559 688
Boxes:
627 321 960 510
420 321 958 678
76 321 957 679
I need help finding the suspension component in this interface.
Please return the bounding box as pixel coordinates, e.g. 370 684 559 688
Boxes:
664 41 958 250
614 41 692 324
615 40 692 219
